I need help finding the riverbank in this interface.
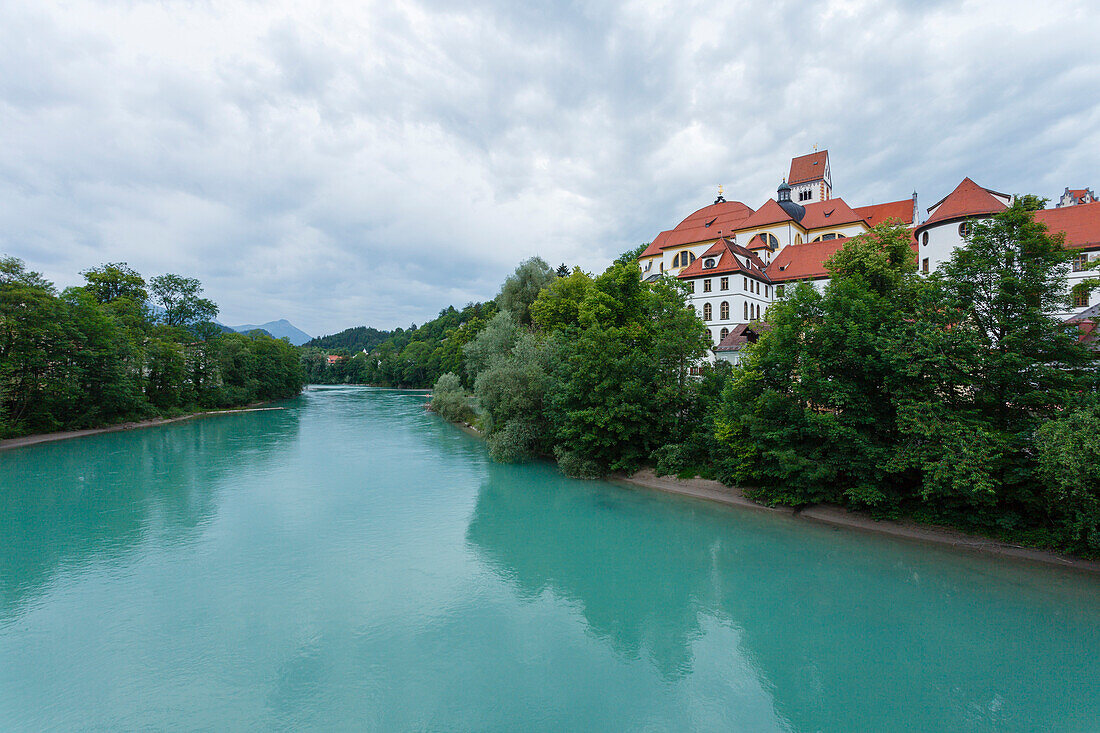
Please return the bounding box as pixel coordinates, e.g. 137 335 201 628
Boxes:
0 406 284 452
616 469 1100 575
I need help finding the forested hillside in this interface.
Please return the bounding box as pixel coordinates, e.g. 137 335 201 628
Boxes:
1 258 304 439
301 302 497 386
304 325 391 352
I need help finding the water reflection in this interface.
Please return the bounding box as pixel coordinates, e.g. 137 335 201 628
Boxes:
465 461 1100 731
0 407 300 621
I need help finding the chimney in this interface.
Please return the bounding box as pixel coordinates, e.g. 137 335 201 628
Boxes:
912 191 919 225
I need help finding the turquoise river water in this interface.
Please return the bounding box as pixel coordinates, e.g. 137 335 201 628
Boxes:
1 386 1099 731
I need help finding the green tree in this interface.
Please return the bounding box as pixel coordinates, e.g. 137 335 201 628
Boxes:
1013 193 1049 212
150 274 218 328
496 257 556 325
81 262 148 305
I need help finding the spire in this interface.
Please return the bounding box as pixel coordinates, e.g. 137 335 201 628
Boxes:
714 184 725 204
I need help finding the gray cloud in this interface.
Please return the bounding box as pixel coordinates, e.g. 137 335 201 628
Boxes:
1 0 1098 336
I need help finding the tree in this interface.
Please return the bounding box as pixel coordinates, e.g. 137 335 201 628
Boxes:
81 262 148 305
1013 193 1049 212
149 274 218 328
496 257 556 326
556 263 570 277
615 243 649 266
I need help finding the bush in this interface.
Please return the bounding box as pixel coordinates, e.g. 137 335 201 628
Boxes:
1036 401 1100 555
553 446 603 479
430 372 473 424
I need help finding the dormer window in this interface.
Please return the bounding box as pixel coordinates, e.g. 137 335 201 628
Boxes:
703 258 716 269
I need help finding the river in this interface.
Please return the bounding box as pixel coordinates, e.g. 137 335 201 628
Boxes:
1 386 1098 731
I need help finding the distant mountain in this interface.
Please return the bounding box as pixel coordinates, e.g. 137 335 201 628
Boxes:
305 325 392 352
230 319 312 346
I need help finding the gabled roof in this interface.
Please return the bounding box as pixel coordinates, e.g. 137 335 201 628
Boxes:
800 198 864 230
738 198 794 230
854 198 915 227
714 322 773 352
765 237 849 282
643 200 755 253
921 178 1008 229
677 238 771 282
789 151 828 185
1034 201 1100 250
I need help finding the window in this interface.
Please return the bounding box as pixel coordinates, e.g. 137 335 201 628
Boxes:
959 221 972 238
720 327 730 340
762 233 779 250
744 301 748 319
720 301 729 319
922 231 929 246
743 277 747 290
776 284 785 297
720 277 729 290
766 285 770 297
799 189 812 202
687 281 695 293
1074 290 1090 308
922 258 929 274
672 251 696 267
1073 253 1090 272
811 233 839 243
703 302 712 321
703 279 712 293
795 234 803 245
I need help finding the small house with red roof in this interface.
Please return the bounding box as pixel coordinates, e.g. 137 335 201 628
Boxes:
1057 187 1097 208
676 238 774 346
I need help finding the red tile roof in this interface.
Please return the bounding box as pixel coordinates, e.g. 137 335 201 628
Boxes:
738 198 794 229
765 237 849 282
1034 201 1100 250
921 178 1008 229
799 198 864 230
788 151 828 185
714 322 772 352
642 200 755 254
854 198 915 227
677 238 771 281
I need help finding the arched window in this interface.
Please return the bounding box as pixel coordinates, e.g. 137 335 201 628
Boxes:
703 302 712 321
959 222 972 238
720 327 730 340
743 301 748 319
720 301 729 319
795 233 803 245
922 231 929 246
812 233 840 243
763 233 779 250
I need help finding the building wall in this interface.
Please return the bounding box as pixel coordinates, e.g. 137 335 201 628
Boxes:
685 274 773 351
1064 247 1100 317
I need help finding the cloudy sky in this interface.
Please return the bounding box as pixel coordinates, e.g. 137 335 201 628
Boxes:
2 0 1098 337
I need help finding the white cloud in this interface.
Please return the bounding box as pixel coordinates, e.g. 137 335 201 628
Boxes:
1 0 1098 336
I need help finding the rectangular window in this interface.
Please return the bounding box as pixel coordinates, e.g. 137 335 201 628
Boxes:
743 277 747 290
703 279 712 293
687 281 695 293
766 285 770 298
1074 290 1089 308
1073 253 1089 272
720 277 729 291
922 258 929 274
776 284 785 297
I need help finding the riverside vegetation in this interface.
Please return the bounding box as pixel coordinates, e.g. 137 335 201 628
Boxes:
427 205 1100 557
0 258 304 439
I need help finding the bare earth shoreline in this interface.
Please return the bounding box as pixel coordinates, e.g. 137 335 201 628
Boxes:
615 469 1100 576
0 406 284 452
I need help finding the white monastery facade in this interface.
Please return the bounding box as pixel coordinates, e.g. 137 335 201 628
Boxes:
638 150 1100 362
